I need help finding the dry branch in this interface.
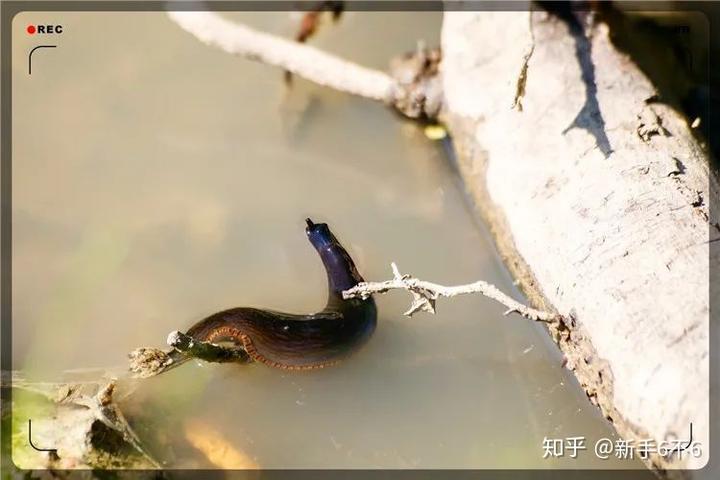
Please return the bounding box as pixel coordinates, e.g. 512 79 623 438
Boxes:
167 11 442 119
168 11 396 102
128 331 250 378
343 262 556 321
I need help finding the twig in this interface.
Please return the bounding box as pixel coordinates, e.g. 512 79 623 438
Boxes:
343 262 557 322
128 331 250 378
167 11 397 103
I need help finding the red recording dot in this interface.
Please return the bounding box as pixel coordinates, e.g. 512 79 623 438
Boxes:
27 25 36 34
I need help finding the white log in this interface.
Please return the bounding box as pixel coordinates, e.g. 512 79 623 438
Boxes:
440 10 713 472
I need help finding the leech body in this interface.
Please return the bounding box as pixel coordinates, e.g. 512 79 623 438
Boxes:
184 219 377 370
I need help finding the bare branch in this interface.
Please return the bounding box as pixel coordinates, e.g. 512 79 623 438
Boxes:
127 347 179 379
128 331 250 378
167 11 397 103
167 11 443 119
343 262 557 322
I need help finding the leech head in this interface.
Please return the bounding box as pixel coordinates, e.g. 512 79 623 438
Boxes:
305 218 363 293
305 218 336 251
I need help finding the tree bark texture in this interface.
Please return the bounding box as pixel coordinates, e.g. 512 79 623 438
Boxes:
439 10 714 473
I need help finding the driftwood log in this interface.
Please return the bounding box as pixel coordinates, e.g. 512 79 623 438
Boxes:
438 10 713 473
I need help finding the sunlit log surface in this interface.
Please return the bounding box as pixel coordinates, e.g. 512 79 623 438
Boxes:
440 10 714 473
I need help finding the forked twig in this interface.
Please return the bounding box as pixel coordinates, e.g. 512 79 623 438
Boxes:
343 262 556 322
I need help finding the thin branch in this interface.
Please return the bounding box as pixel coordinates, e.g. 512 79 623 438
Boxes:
167 11 398 103
128 331 250 378
343 262 557 322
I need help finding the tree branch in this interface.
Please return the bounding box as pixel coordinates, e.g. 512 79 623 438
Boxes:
128 331 250 378
168 11 397 102
167 11 442 119
343 262 557 322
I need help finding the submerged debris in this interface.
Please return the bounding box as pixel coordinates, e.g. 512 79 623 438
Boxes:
128 347 175 379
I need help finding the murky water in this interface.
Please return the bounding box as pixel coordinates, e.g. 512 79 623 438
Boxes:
11 11 643 469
